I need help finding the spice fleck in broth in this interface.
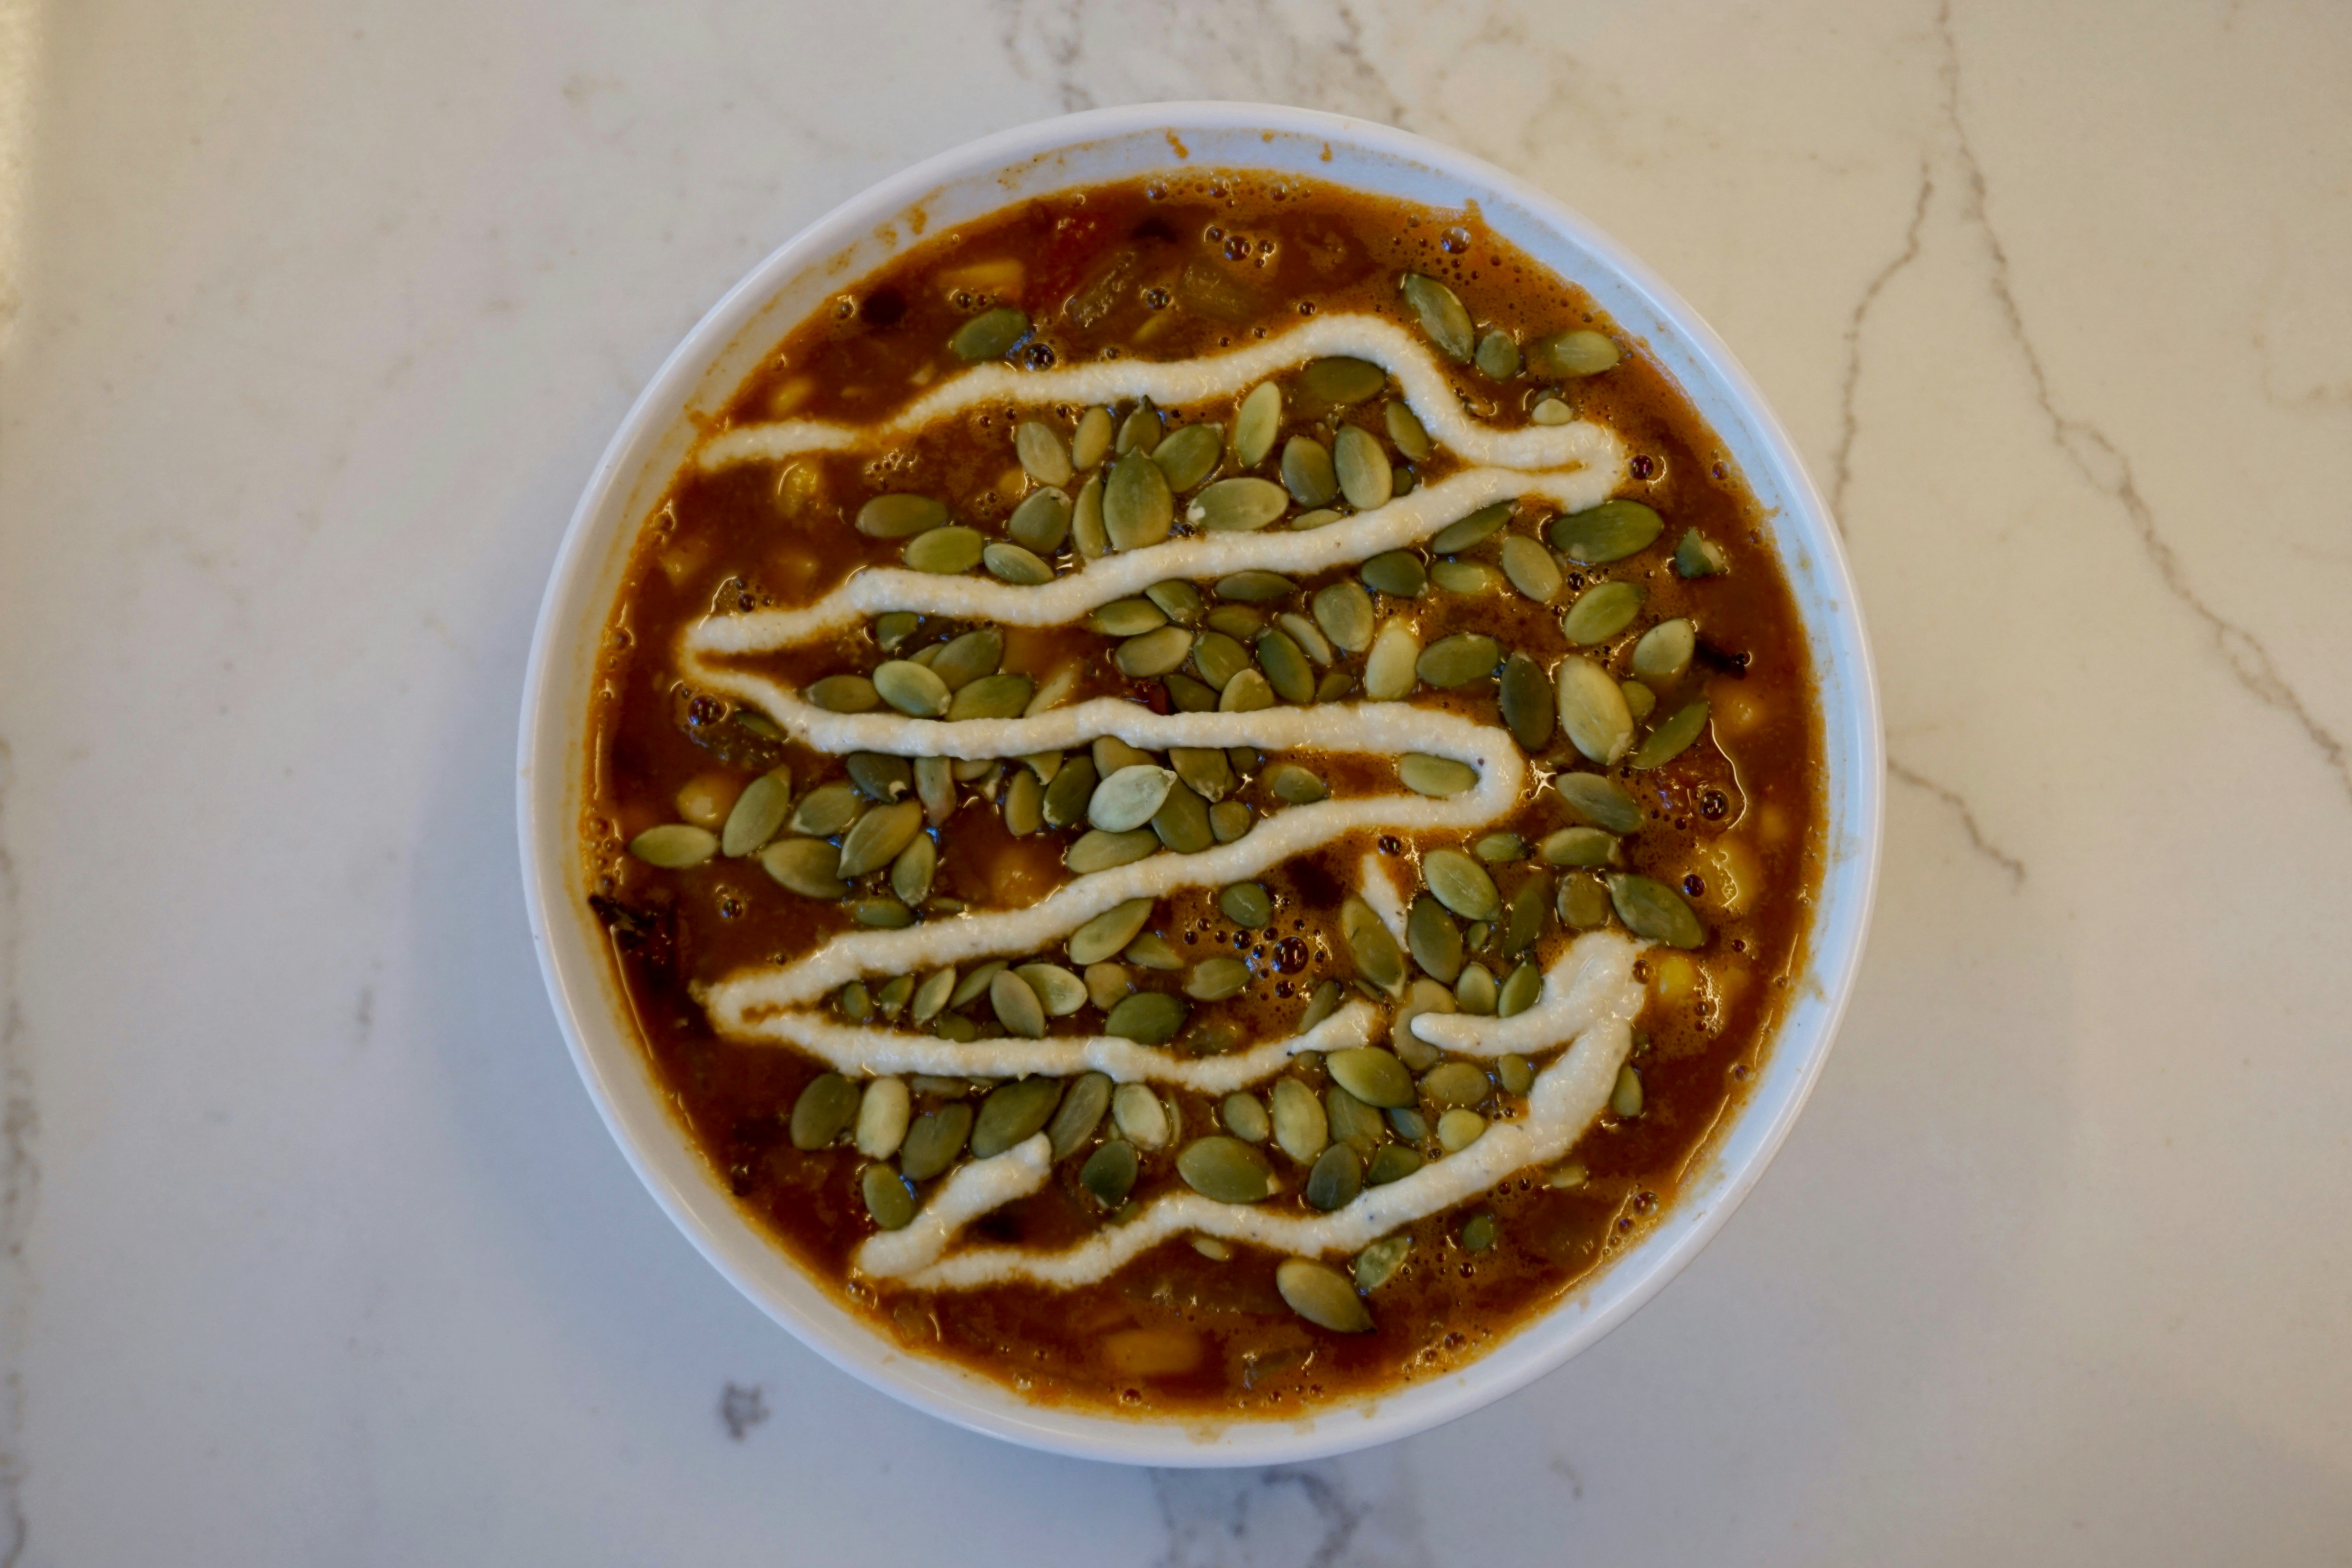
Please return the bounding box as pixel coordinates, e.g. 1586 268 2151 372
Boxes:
582 172 1822 1414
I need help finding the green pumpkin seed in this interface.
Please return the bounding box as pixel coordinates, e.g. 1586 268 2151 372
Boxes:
1253 629 1314 704
1218 669 1274 713
1117 402 1162 456
1086 765 1175 832
1499 534 1563 603
1366 1145 1425 1185
1629 699 1710 769
1145 579 1202 624
1358 550 1425 599
1499 963 1543 1019
1169 746 1234 802
1190 630 1249 690
1046 1076 1111 1163
1290 507 1344 530
1559 871 1612 929
786 781 860 837
1256 762 1322 807
1416 1067 1483 1115
1475 832 1524 862
1230 381 1281 467
1427 560 1497 594
837 799 922 879
1104 990 1187 1044
971 1076 1063 1158
851 896 912 928
1111 1082 1170 1149
1014 420 1074 487
1115 625 1194 678
931 627 1004 690
1327 1046 1414 1109
759 837 846 898
1007 486 1073 553
1610 873 1707 947
983 540 1054 586
1311 582 1375 654
1176 1136 1276 1203
870 660 949 719
1271 1078 1328 1163
1066 828 1158 875
1550 499 1664 564
1423 848 1501 921
1332 424 1392 511
846 752 908 801
999 769 1044 838
1459 1210 1500 1251
1630 620 1695 684
1185 956 1252 1002
1436 1107 1487 1154
1531 396 1574 425
1301 351 1386 401
909 966 956 1024
1407 895 1462 984
860 1164 917 1229
1675 528 1729 578
1562 580 1646 644
1103 446 1174 552
1207 615 1264 657
1005 964 1080 1020
1483 1055 1527 1098
1152 423 1223 492
1071 406 1114 470
838 981 874 1024
890 834 938 906
1071 472 1108 557
1363 621 1419 701
1271 612 1332 667
789 1073 860 1149
1327 1083 1385 1153
1541 826 1619 867
1497 652 1555 752
1279 1254 1374 1334
1429 501 1512 556
1611 1063 1644 1119
1089 598 1168 637
855 1077 912 1159
1301 979 1345 1032
1556 655 1636 764
1220 1092 1271 1143
947 672 1032 720
1415 633 1499 690
1069 898 1152 965
806 674 880 714
1628 677 1657 720
1187 476 1289 532
1386 397 1439 465
1279 435 1337 507
1218 882 1273 928
1552 772 1642 833
1160 671 1209 715
1354 1234 1411 1291
1475 328 1522 380
1042 755 1099 831
1215 570 1295 603
1505 871 1552 953
898 1103 972 1180
1340 897 1406 992
1316 667 1355 703
630 823 717 868
1528 328 1619 377
873 612 919 652
1148 781 1210 854
950 307 1029 361
1080 1140 1138 1207
856 493 949 539
984 969 1045 1040
1398 753 1477 797
903 526 985 575
1399 273 1474 361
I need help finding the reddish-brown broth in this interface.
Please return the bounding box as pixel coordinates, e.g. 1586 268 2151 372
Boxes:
582 172 1823 1414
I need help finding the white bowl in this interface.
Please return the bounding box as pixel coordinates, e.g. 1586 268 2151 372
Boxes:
517 102 1882 1466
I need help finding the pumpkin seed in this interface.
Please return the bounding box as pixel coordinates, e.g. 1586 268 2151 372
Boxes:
1086 765 1175 832
1007 487 1073 554
1080 1140 1138 1207
1359 550 1425 598
1094 735 1153 773
1152 423 1223 492
1066 828 1158 875
785 782 857 838
1328 1046 1413 1108
1262 762 1326 805
1001 768 1044 837
1111 1082 1170 1149
1332 424 1392 510
1497 961 1543 1019
1611 1063 1644 1119
1609 873 1707 947
1279 1254 1375 1335
1218 881 1273 928
1291 507 1344 530
1215 570 1295 603
1311 582 1375 654
1067 405 1113 470
1253 628 1314 704
1090 598 1167 637
1554 771 1644 833
1434 1107 1486 1153
1301 979 1345 1032
1103 446 1174 551
1475 832 1525 863
1341 897 1406 993
1105 990 1187 1043
1630 620 1696 684
1014 420 1074 487
1550 499 1664 564
1177 1136 1276 1203
856 493 948 539
983 969 1045 1040
1042 755 1099 830
947 672 1032 721
1230 381 1281 467
789 1073 860 1149
1428 560 1497 594
1459 1210 1499 1251
1556 655 1636 763
1072 473 1108 557
1117 402 1161 455
806 674 880 713
1541 826 1619 867
950 961 1007 1010
1675 528 1729 578
951 307 1029 361
1475 328 1521 380
1327 1083 1385 1153
719 769 793 858
1497 652 1555 752
1296 354 1388 409
1499 534 1564 603
1629 699 1710 769
932 627 1004 690
860 1164 916 1229
1218 1092 1270 1144
1408 895 1463 984
1210 800 1254 842
1559 872 1612 929
1205 610 1262 648
870 659 949 719
1270 1078 1328 1163
759 837 846 898
971 1076 1062 1158
1313 667 1354 702
890 833 938 904
1191 630 1249 690
1398 753 1477 797
1115 625 1194 678
1035 1071 1110 1162
1218 669 1274 712
1562 580 1646 644
1416 633 1499 689
630 823 716 868
1185 956 1252 1002
1145 580 1202 623
1502 872 1548 955
1187 476 1289 532
1146 781 1209 855
1279 435 1338 506
909 966 956 1024
1400 273 1474 362
851 898 913 928
1622 679 1653 718
1270 612 1332 668
1366 1145 1424 1185
1354 1234 1411 1291
904 526 985 574
1170 746 1234 801
855 1077 912 1159
1548 1161 1589 1191
1423 848 1501 921
1528 328 1619 377
1429 500 1512 556
1002 965 1077 1021
1084 961 1130 1012
1422 1062 1489 1109
1363 621 1419 701
1531 396 1573 425
1392 979 1452 1070
840 978 876 1022
898 1103 972 1180
873 612 919 652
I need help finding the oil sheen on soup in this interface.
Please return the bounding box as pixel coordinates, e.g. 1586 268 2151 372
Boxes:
582 171 1823 1415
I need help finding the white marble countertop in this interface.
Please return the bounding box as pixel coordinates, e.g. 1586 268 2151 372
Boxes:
3 0 2348 1561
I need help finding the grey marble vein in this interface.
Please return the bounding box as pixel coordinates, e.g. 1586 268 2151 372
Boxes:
1829 154 1931 521
1889 757 2025 887
1151 1462 1434 1568
0 738 28 1568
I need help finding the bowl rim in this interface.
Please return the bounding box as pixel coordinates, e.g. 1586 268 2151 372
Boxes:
517 100 1883 1467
